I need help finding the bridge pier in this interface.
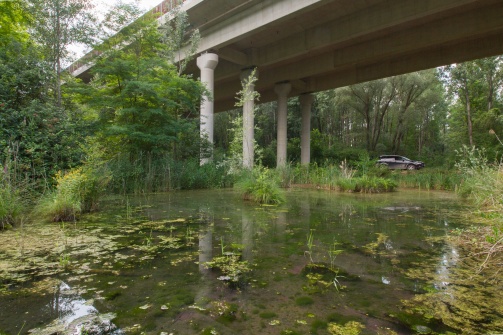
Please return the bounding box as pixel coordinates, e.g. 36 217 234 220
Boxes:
197 53 219 165
241 68 258 169
275 82 291 168
300 93 314 166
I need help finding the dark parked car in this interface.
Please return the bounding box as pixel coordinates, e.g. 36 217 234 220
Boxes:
377 155 425 170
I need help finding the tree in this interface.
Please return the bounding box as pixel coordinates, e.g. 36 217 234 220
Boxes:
74 10 204 159
0 35 87 183
0 0 31 46
30 0 98 106
443 62 482 146
158 7 201 75
340 77 397 152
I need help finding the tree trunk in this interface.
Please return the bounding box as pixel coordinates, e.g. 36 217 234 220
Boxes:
465 90 473 146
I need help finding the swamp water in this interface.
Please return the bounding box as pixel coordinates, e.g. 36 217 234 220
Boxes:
0 189 482 334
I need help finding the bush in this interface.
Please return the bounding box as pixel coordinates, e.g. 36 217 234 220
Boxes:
235 167 285 204
391 168 461 191
36 167 109 222
0 175 23 229
337 175 397 193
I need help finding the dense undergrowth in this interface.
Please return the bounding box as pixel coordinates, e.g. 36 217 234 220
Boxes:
451 146 503 278
0 151 465 226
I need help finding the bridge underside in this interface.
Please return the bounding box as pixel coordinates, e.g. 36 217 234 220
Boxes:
182 0 503 113
73 0 503 167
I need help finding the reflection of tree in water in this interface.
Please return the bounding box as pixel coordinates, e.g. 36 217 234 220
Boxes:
47 281 96 324
38 281 120 334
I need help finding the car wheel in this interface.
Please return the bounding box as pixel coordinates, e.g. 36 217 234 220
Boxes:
407 164 416 170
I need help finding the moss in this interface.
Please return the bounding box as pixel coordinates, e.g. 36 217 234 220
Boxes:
281 330 302 335
259 311 278 319
326 313 359 324
310 319 328 334
327 321 365 335
295 296 314 306
104 290 122 300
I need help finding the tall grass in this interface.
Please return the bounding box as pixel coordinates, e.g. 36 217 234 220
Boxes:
391 168 462 191
235 167 285 204
455 146 503 207
105 153 232 194
337 175 397 193
36 167 110 222
451 145 503 278
0 173 23 230
289 163 342 189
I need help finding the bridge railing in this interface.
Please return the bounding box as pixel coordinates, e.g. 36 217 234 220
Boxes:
68 0 188 76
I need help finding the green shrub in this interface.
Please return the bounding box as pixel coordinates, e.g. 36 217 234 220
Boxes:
0 176 23 229
36 167 109 222
235 167 285 204
337 176 397 193
390 168 460 191
104 153 231 193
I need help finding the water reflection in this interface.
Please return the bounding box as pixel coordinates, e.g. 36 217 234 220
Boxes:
0 189 469 335
434 245 459 289
29 281 120 334
242 212 254 262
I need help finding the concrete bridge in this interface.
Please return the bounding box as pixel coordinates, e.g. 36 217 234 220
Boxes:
72 0 503 167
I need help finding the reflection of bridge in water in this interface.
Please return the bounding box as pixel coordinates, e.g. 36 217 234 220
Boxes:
72 0 503 167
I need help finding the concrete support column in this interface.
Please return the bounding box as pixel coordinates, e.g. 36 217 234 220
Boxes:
274 82 291 167
299 93 314 166
197 53 219 165
241 68 258 169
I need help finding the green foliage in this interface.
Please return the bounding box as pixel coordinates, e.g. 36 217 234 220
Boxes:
204 254 252 285
1 37 87 186
68 9 209 193
101 152 230 193
158 7 200 75
235 167 285 204
455 145 503 207
31 0 98 105
259 311 277 319
328 321 365 335
391 168 461 191
0 171 23 230
337 175 397 193
295 296 314 306
36 167 109 222
0 0 31 46
289 163 341 188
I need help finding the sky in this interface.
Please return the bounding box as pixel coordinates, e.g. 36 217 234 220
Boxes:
70 0 167 58
94 0 164 13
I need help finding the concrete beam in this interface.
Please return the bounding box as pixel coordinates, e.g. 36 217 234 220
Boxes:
180 0 325 57
212 31 503 112
254 0 484 66
217 47 249 65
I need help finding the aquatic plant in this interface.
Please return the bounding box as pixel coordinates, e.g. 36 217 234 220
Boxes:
259 311 277 319
327 240 343 272
295 296 314 306
328 321 365 335
235 166 285 204
305 229 315 262
58 252 71 269
337 175 397 193
204 253 252 285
